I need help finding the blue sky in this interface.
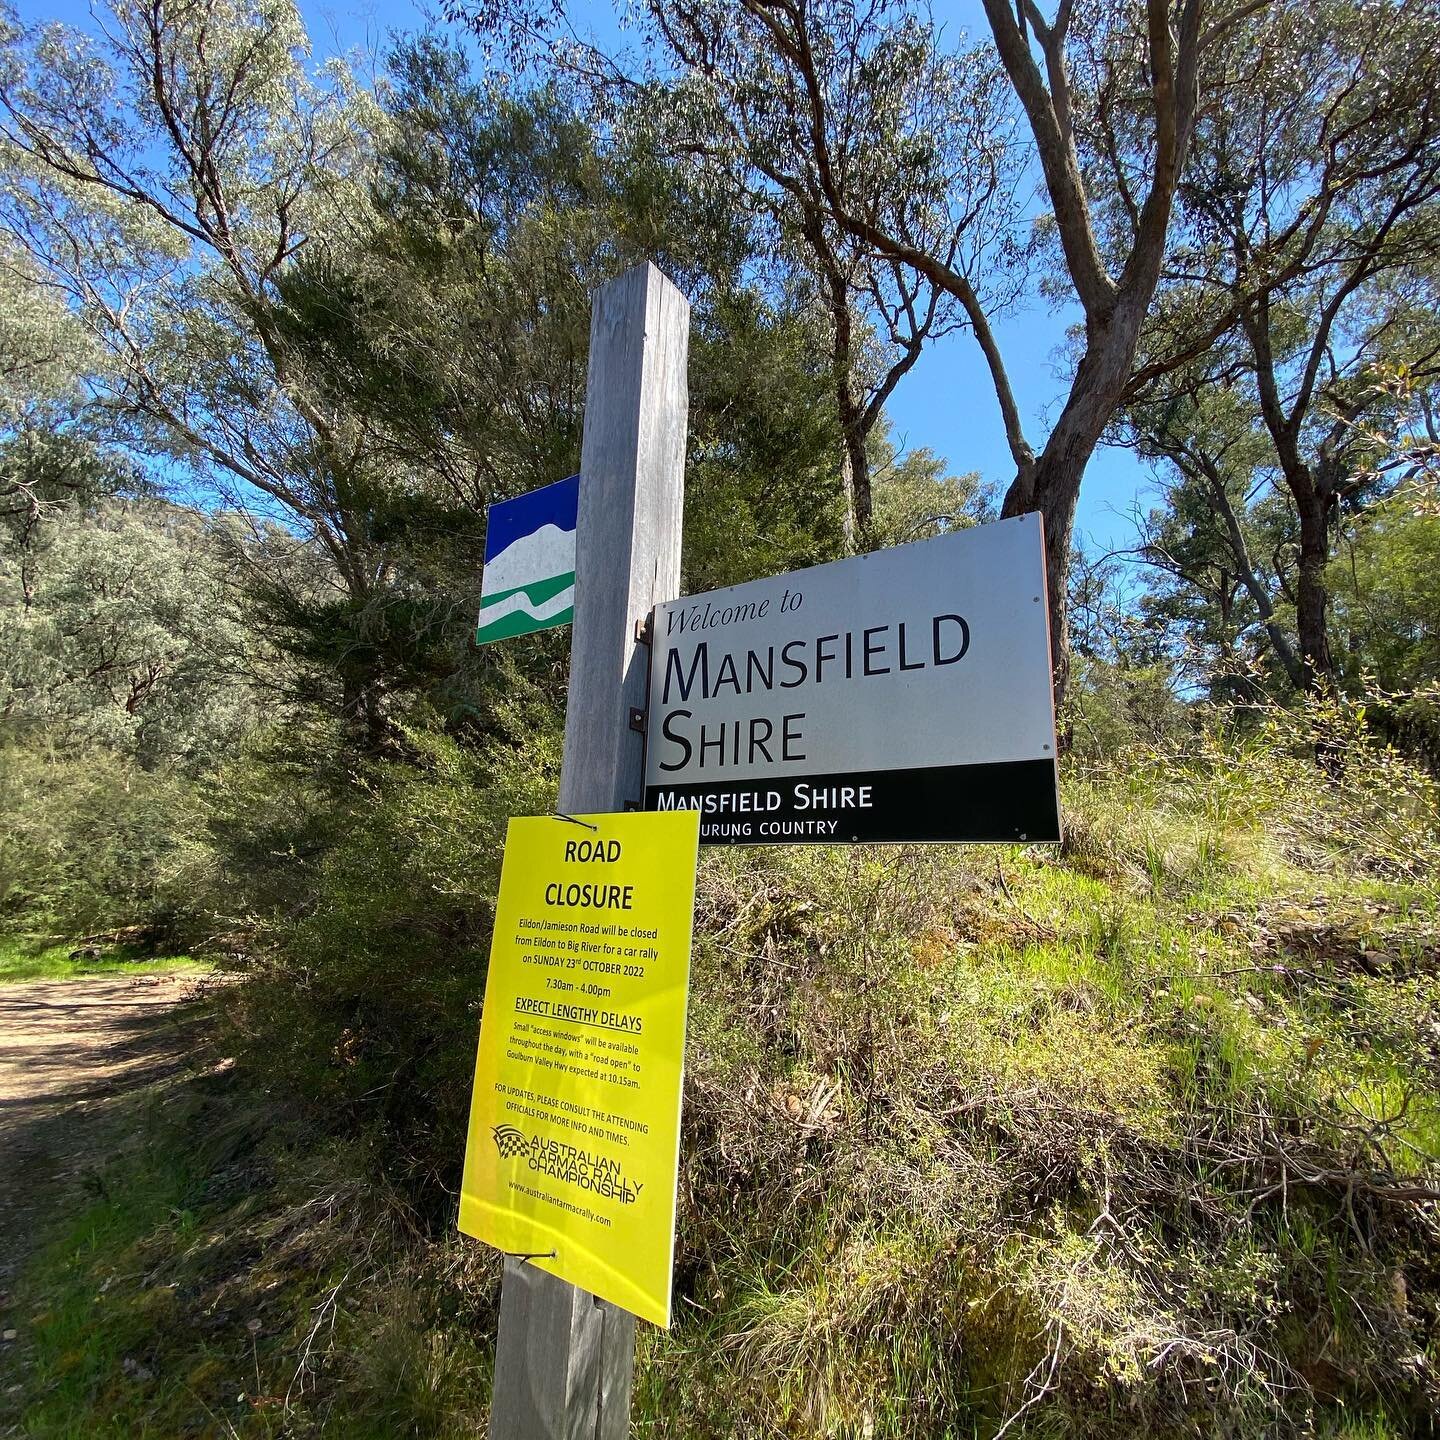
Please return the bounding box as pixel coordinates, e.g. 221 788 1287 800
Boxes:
33 0 1153 553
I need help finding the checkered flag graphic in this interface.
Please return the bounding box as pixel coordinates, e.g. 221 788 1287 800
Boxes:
491 1124 529 1159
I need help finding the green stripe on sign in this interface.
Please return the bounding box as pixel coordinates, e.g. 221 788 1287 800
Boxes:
476 604 574 644
479 570 576 611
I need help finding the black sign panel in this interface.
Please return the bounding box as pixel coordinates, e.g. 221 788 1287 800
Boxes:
645 759 1060 846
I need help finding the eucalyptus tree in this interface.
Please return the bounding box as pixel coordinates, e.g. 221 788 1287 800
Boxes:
322 32 849 601
0 234 94 405
354 35 765 511
0 497 259 769
633 7 1012 549
0 0 408 748
0 239 126 610
1126 0 1440 691
1120 380 1307 691
0 245 261 767
445 1 1013 553
615 0 1279 705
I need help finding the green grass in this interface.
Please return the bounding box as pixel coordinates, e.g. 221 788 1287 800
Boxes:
646 801 1440 1437
0 935 210 983
5 1101 204 1437
1 1065 494 1440
4 739 1437 1439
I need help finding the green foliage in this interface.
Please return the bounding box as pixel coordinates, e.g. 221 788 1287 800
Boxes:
1126 385 1306 696
0 233 99 410
684 288 847 591
8 733 1439 1439
1332 489 1440 692
0 499 260 769
1 0 408 749
1064 656 1193 763
2 1063 496 1440
1067 692 1440 901
865 425 992 551
218 719 560 1206
359 37 850 601
0 742 209 938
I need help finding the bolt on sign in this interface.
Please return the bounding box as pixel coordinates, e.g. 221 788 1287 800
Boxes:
643 514 1061 845
458 809 701 1328
476 474 579 645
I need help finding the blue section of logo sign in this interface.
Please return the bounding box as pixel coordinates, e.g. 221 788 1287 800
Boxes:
483 475 579 563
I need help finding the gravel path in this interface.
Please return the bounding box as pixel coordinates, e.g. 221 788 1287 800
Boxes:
0 974 202 1302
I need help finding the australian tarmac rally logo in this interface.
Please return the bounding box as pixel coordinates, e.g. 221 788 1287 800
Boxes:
491 1124 644 1203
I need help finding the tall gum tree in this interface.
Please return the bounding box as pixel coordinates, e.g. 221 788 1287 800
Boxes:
1124 0 1440 691
1120 382 1308 692
0 236 123 611
633 5 1021 551
447 1 1028 553
0 0 400 748
616 0 1280 706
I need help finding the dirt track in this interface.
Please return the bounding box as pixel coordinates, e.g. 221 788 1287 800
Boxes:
0 975 201 1300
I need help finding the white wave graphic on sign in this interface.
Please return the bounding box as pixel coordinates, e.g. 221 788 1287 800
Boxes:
479 583 575 629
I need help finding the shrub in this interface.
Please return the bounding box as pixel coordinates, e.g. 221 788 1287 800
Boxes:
219 720 561 1213
0 740 209 940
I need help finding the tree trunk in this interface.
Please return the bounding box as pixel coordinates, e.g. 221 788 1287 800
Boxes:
838 395 871 552
1000 427 1090 713
341 663 391 756
1000 299 1152 709
1198 460 1308 691
1295 492 1335 691
838 441 857 553
822 267 871 554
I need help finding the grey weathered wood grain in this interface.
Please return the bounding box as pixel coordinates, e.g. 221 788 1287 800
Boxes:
558 261 689 815
491 1261 634 1438
488 262 690 1440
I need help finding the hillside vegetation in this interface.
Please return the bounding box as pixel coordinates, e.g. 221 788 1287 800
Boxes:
3 0 1440 1434
3 707 1437 1439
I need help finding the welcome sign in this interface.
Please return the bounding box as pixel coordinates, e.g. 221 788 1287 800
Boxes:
476 475 579 644
642 514 1061 845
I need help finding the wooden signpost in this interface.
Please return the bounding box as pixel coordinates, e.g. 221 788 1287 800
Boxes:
474 260 1060 1436
487 262 690 1438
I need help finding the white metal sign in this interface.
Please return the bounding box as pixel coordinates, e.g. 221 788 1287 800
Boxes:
642 514 1060 845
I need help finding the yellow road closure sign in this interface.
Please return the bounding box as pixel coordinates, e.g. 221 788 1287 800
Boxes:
458 810 701 1328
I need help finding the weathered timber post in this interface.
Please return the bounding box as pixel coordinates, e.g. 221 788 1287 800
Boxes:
488 262 690 1438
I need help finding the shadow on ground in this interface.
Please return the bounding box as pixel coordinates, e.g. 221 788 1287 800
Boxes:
0 976 209 1311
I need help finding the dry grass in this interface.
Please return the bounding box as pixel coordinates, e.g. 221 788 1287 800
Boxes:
7 720 1439 1438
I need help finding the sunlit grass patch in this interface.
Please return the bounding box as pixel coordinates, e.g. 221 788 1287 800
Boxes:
5 1087 226 1437
658 743 1440 1435
0 934 209 983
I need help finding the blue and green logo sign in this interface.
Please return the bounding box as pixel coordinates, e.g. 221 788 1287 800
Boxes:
477 475 579 645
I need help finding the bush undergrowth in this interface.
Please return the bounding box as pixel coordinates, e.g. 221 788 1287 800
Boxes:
6 703 1438 1437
